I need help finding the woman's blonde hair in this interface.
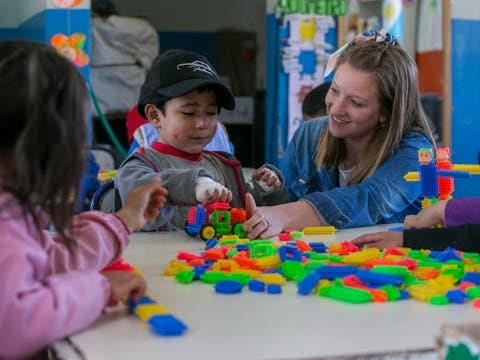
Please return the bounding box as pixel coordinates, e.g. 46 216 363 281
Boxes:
315 40 436 184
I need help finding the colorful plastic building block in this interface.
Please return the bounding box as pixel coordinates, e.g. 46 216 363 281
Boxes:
303 226 336 235
101 257 136 273
405 148 471 206
214 279 244 294
185 202 247 241
266 284 282 294
127 295 188 336
161 234 480 309
435 147 454 200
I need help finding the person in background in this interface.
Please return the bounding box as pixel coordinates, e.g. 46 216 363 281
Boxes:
302 81 331 120
90 0 159 114
115 49 288 231
0 40 169 359
351 198 480 252
243 30 436 239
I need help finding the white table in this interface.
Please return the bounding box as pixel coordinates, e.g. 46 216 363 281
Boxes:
68 225 475 360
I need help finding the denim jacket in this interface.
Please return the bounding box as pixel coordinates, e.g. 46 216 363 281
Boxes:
280 117 433 229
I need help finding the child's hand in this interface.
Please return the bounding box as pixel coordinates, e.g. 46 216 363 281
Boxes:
195 177 232 204
253 166 281 191
116 178 168 232
403 200 447 229
103 271 147 306
351 231 403 249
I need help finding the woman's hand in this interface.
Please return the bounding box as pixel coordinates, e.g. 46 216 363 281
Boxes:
351 231 403 249
403 200 447 229
242 193 282 239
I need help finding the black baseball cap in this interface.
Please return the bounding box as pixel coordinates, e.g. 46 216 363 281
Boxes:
137 49 235 118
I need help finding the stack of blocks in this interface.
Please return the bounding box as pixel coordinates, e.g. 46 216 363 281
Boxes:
126 296 187 336
102 258 188 336
164 231 480 307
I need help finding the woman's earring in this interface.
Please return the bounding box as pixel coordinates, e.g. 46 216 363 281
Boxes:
380 121 386 129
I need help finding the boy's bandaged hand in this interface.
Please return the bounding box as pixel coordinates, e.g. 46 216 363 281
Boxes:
253 167 281 192
195 177 232 204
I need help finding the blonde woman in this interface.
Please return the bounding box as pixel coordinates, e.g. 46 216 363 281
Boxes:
244 31 436 238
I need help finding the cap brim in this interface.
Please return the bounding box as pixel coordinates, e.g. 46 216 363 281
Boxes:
155 79 235 110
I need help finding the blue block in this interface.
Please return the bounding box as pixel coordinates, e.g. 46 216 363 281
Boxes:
429 248 462 262
205 237 218 250
297 272 320 296
463 272 480 285
278 245 303 262
446 289 468 304
266 284 282 294
356 269 404 287
193 265 209 280
148 314 188 336
126 296 155 312
399 290 410 300
236 244 249 251
309 242 327 253
248 279 266 292
388 225 405 232
214 280 243 294
315 265 358 280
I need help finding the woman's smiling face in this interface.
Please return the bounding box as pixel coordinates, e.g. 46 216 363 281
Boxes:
325 62 382 144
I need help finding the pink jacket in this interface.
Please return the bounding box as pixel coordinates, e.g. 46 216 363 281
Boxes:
0 193 130 359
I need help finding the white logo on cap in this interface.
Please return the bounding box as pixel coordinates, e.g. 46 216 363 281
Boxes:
177 61 218 78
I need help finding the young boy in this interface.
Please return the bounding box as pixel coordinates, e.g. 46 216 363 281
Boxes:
115 49 287 231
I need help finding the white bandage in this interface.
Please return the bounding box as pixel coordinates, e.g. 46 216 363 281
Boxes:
195 177 228 204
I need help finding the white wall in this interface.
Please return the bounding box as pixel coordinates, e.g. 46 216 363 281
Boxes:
113 0 267 89
0 0 18 27
0 0 46 28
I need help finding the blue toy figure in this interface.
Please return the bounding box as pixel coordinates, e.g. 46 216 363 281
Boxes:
418 148 469 208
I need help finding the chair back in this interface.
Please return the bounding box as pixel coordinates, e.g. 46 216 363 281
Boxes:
89 180 121 213
90 145 117 170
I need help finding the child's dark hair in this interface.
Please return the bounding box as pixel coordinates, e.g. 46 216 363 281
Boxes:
154 84 222 115
302 82 331 120
0 40 88 250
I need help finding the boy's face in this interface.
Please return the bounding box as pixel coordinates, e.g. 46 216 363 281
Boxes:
151 89 219 154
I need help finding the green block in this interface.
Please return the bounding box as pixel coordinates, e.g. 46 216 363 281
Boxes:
175 270 195 284
318 285 373 304
429 295 449 305
281 260 305 280
200 271 228 284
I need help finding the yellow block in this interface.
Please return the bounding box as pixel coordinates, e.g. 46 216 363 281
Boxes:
135 304 169 321
408 284 443 302
258 273 287 285
232 269 261 278
453 164 480 174
303 226 336 235
255 254 282 269
403 171 419 182
342 248 381 266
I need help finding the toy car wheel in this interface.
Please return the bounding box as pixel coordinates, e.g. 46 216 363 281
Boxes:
200 224 216 241
232 222 247 238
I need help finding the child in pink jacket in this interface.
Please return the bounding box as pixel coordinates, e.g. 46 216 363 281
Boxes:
0 40 168 359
